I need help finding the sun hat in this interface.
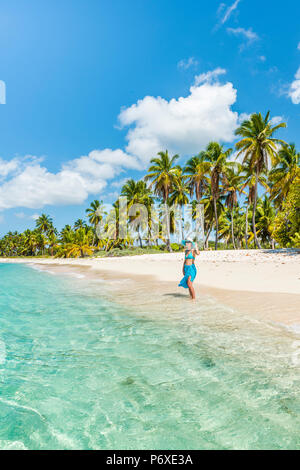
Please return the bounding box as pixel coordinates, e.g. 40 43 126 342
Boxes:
182 239 195 248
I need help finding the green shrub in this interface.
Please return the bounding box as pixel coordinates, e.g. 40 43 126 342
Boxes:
170 243 182 252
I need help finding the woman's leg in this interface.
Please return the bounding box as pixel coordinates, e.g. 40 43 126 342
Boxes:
187 277 195 300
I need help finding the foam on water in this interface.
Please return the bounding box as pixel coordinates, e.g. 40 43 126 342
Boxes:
0 263 299 450
0 339 6 365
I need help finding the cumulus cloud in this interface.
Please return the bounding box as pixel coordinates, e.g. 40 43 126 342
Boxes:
288 67 300 104
0 150 140 210
177 57 198 70
119 68 239 163
227 27 259 50
0 69 244 211
0 158 19 179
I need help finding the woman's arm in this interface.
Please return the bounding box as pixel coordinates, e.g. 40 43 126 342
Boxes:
194 242 200 256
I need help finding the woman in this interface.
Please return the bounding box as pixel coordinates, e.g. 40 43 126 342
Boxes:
178 240 200 300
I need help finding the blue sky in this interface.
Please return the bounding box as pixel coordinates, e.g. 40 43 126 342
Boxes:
0 0 299 235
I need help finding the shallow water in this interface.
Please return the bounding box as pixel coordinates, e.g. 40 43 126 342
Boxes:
0 263 299 450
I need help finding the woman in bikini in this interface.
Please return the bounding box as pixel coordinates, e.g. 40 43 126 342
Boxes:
178 240 200 300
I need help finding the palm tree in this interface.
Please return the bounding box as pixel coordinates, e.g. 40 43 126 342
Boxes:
36 214 53 235
169 168 190 240
256 196 276 248
60 225 72 242
86 200 106 245
22 230 39 256
64 228 94 258
231 206 246 249
36 232 47 255
47 232 59 256
241 160 269 248
121 179 154 247
74 219 87 231
269 143 300 208
235 112 286 248
184 152 210 201
201 184 226 249
145 150 180 251
224 164 244 249
205 142 232 250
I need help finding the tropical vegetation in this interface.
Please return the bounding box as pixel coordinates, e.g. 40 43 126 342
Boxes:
0 112 299 258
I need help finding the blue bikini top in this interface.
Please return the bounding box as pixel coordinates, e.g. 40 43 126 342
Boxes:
185 250 195 260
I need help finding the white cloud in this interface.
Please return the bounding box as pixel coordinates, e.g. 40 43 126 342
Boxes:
111 178 129 188
238 112 251 123
0 150 140 210
297 42 300 51
31 214 40 220
270 115 284 125
259 55 266 62
288 67 300 104
178 57 198 70
218 0 241 25
227 27 259 49
194 67 226 85
0 158 19 179
119 68 239 163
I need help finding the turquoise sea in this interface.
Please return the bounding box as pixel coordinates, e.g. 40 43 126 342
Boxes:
0 263 299 450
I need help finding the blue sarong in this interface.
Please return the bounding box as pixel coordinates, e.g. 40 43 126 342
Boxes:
179 264 197 289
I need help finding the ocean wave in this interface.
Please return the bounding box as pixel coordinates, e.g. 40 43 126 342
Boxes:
0 440 28 450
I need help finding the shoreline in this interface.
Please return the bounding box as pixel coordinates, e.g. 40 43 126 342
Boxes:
1 249 299 328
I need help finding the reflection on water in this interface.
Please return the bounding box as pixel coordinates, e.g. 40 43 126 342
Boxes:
0 263 299 450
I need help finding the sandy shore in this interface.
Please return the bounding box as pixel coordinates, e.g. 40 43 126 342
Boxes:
2 249 299 293
1 249 299 326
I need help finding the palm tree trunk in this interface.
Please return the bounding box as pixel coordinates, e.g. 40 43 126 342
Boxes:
245 202 249 249
181 205 185 241
204 223 212 250
253 169 261 249
231 208 236 249
213 198 218 250
92 226 96 247
147 214 152 246
164 201 172 252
